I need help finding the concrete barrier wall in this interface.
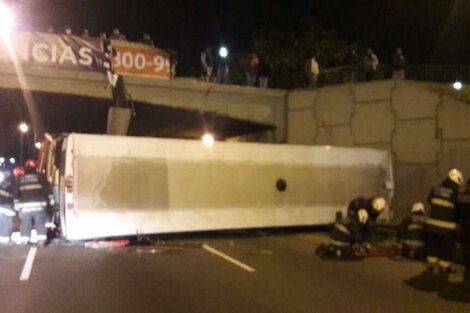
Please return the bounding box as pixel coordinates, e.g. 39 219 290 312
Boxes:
287 80 470 218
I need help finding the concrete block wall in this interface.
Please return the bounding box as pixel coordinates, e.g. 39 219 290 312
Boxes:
286 80 470 219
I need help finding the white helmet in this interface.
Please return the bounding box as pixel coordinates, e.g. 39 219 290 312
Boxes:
411 202 425 214
372 197 386 212
358 209 369 224
448 169 464 186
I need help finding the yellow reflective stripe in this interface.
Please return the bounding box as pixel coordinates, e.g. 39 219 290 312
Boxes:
330 239 349 246
403 240 425 247
0 190 11 198
334 223 351 236
407 224 424 231
426 218 457 230
0 236 10 243
15 201 47 208
21 207 46 213
430 198 454 208
20 184 42 191
0 207 15 216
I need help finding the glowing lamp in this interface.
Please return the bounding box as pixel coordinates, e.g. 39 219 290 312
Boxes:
219 46 228 58
0 5 14 37
19 122 29 133
202 134 215 147
453 81 463 90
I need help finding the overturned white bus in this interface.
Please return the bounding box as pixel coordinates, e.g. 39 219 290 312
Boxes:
39 133 394 240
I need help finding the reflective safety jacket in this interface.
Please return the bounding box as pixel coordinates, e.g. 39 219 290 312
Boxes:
426 178 460 233
457 190 470 243
0 177 15 217
14 172 53 213
330 217 367 246
347 197 381 223
397 212 426 248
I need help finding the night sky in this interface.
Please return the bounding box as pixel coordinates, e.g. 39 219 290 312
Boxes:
12 0 470 74
2 0 470 161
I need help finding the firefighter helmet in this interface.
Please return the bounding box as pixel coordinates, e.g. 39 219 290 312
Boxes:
372 197 386 212
24 159 38 170
13 166 25 177
358 209 369 224
448 169 464 186
411 202 425 214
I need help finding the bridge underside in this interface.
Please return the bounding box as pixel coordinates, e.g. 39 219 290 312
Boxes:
0 88 273 159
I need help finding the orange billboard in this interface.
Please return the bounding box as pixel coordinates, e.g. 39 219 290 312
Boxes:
111 41 170 79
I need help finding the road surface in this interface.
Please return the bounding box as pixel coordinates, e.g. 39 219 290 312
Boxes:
0 231 467 312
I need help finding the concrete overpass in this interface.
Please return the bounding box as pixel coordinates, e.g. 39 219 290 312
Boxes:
0 62 287 141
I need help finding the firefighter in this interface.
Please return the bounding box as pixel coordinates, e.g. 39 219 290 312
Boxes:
397 202 426 260
316 209 370 259
14 160 53 244
438 179 470 302
347 196 386 247
0 170 15 243
405 169 462 292
347 196 386 223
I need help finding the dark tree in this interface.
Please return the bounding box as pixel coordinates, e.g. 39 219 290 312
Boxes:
251 22 350 88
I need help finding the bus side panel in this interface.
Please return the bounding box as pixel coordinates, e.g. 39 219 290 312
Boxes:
63 136 392 240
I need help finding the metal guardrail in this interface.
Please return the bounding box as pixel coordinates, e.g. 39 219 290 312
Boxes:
320 64 470 86
182 64 470 89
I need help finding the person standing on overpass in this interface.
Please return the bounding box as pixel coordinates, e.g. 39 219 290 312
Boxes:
139 33 154 47
14 160 54 244
201 46 214 82
110 28 127 41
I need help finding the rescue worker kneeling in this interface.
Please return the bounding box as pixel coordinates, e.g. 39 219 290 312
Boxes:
347 196 386 249
318 209 370 260
397 202 427 260
347 196 386 223
14 160 53 244
0 171 16 244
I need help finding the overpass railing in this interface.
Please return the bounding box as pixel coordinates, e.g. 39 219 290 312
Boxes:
320 64 470 86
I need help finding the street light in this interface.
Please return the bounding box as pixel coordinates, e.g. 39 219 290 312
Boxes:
9 157 15 164
202 133 215 147
0 4 14 37
19 122 29 133
0 157 4 164
35 142 42 149
18 122 29 165
453 81 463 90
219 46 229 59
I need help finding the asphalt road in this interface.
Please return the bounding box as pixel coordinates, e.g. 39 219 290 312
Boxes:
0 231 468 313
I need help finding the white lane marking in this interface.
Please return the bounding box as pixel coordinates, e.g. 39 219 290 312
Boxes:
202 244 256 273
20 247 38 281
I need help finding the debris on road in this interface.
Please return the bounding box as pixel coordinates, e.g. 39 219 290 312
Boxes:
84 240 130 249
135 247 185 254
245 249 274 257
